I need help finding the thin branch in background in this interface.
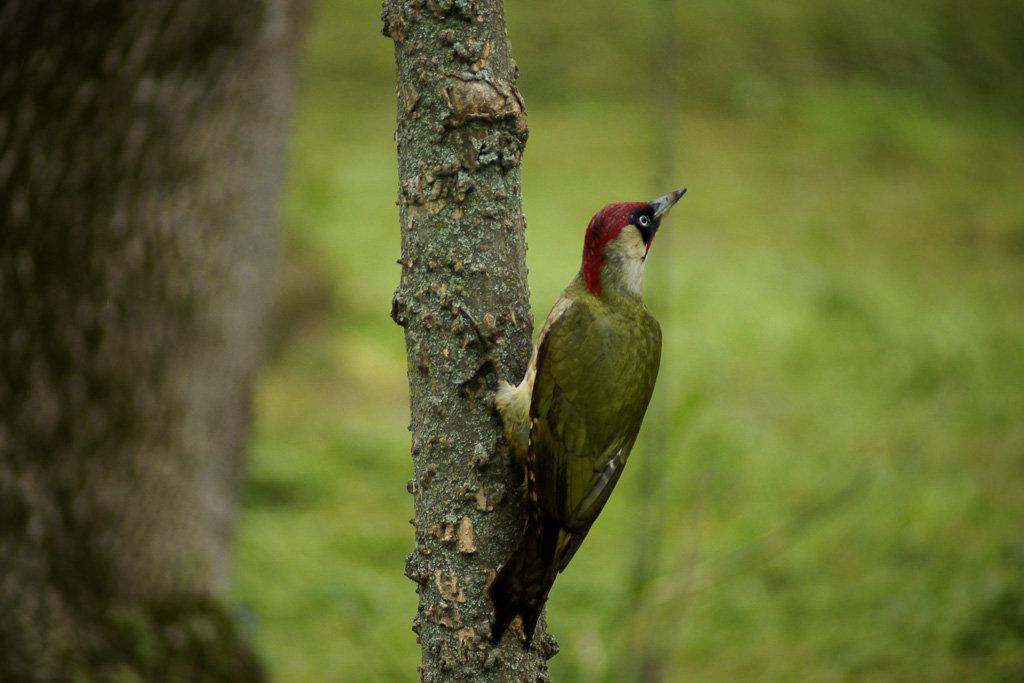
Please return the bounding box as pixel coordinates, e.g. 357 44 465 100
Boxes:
616 0 682 681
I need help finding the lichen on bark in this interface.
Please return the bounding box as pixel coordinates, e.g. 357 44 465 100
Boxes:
383 0 554 678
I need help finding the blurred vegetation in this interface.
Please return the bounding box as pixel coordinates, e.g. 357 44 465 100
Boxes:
231 0 1024 680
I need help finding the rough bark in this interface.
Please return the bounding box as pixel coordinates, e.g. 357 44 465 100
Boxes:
0 1 303 680
382 0 551 679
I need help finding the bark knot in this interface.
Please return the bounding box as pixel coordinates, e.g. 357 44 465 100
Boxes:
443 77 527 134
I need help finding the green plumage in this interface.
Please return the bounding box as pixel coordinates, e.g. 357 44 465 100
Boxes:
491 188 684 647
532 275 661 537
491 273 662 645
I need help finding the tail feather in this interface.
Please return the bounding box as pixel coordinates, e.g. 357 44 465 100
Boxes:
490 513 576 647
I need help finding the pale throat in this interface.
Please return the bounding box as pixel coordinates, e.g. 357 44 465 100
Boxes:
601 227 648 297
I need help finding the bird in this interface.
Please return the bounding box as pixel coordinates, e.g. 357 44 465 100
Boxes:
490 187 686 647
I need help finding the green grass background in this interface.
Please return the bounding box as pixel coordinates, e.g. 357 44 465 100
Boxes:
232 1 1024 680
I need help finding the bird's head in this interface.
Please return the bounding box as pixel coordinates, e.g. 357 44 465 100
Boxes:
582 187 686 298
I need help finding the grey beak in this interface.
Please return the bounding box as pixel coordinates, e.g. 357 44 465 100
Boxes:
650 187 687 218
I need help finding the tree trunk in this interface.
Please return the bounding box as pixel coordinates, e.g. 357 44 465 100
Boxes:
0 1 303 680
382 0 550 678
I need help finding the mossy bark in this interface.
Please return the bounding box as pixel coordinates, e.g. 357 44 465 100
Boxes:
0 1 304 680
382 0 553 679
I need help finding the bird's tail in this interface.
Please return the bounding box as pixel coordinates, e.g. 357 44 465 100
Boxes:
490 512 576 647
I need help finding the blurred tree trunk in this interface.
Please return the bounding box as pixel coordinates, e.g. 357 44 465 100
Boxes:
0 1 303 680
382 0 549 679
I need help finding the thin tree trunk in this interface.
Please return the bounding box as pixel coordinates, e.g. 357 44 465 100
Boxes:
0 1 303 680
382 0 551 678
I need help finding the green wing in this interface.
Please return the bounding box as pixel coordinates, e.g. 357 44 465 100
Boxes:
529 294 662 543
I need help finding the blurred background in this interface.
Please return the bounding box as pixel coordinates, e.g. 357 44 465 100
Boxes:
231 0 1024 680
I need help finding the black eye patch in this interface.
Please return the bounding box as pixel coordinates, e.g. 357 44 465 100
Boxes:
631 207 659 244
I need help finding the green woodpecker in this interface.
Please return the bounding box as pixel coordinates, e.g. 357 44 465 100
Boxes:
490 187 687 646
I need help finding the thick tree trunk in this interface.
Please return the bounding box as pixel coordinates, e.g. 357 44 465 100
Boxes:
382 0 551 679
0 1 302 680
